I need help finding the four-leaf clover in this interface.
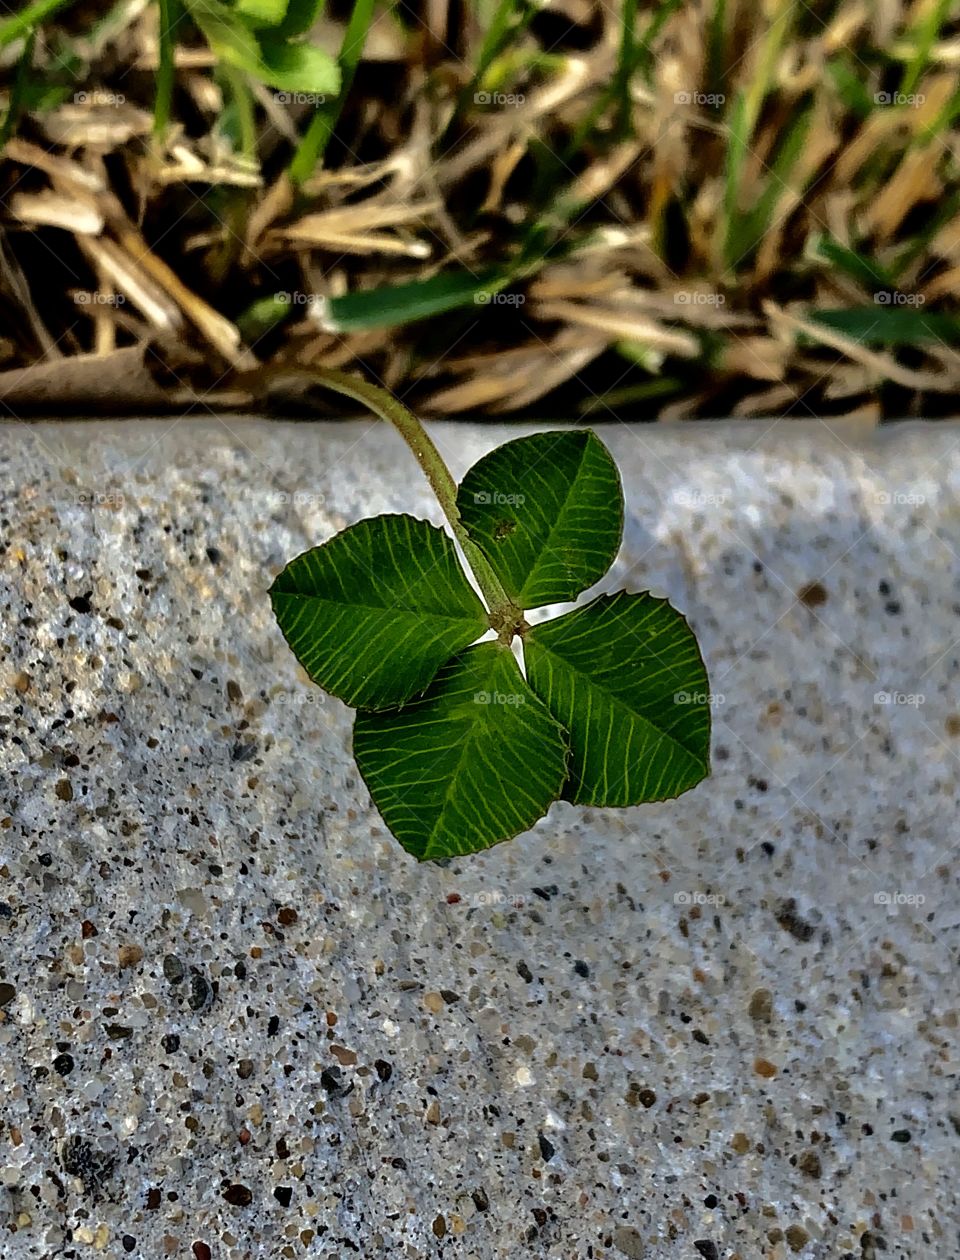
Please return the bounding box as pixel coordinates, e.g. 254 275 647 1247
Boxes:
271 404 711 861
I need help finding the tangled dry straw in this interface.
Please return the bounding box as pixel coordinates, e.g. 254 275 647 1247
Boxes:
1 0 959 419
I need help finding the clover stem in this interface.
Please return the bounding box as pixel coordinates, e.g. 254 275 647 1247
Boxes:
297 368 519 624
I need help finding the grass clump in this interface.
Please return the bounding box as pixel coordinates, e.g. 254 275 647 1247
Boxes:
1 0 959 419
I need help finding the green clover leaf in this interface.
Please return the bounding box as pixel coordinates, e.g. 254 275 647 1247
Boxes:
270 372 713 861
354 643 568 860
270 515 487 710
188 0 339 94
524 591 711 806
457 430 624 608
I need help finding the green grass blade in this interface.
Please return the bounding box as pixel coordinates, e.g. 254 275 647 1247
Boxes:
0 29 36 149
812 234 895 292
824 55 876 118
441 0 536 143
726 103 811 267
323 267 510 332
900 0 952 97
288 0 376 185
153 0 180 137
806 307 960 346
706 0 726 100
0 0 76 49
578 377 684 415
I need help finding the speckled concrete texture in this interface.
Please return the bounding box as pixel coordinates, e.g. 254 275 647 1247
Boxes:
1 417 958 1260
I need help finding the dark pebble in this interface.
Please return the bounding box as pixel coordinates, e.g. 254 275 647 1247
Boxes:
573 960 589 978
161 1034 180 1054
192 1244 212 1260
105 1024 133 1039
122 1237 136 1253
68 595 92 614
237 1058 254 1080
224 1184 253 1207
797 581 827 608
320 1066 344 1095
0 982 16 1007
471 1186 490 1212
374 1059 393 1083
162 955 185 985
798 1149 822 1178
38 853 52 867
188 973 212 1012
694 1242 719 1260
891 1129 911 1143
704 1194 718 1208
775 897 816 942
53 1053 75 1076
538 1133 556 1161
0 902 12 918
516 960 533 983
638 1088 657 1108
274 1186 292 1207
391 1157 407 1170
61 1136 95 1178
61 1136 114 1186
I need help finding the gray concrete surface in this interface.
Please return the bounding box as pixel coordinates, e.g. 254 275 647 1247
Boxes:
0 416 958 1259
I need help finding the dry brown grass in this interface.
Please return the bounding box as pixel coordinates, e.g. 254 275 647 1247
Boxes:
1 0 960 419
